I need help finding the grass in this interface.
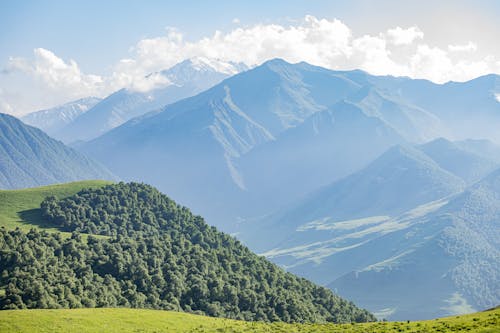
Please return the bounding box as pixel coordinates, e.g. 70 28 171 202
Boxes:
0 180 112 233
0 307 498 333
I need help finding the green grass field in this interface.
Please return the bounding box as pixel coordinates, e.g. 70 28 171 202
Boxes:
0 180 112 233
0 307 498 333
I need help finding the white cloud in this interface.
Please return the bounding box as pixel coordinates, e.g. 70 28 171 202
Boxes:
386 26 424 45
410 44 499 83
95 17 500 85
0 88 13 114
2 16 500 115
109 57 172 93
232 18 240 24
7 48 105 98
118 16 353 73
351 34 407 76
410 45 454 82
448 41 477 52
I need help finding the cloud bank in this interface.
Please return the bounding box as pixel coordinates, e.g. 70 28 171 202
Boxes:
2 15 500 115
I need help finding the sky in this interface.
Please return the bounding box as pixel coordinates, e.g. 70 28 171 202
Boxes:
1 0 499 116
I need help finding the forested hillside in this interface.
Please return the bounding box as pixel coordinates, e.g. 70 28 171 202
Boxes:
0 182 374 323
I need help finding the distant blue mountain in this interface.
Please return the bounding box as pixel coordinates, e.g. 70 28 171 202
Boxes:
81 59 500 227
22 97 101 137
241 143 498 320
0 113 116 189
238 101 406 215
419 137 499 184
237 144 465 252
456 138 500 163
348 86 446 142
366 73 500 142
82 59 407 223
329 167 500 320
54 57 246 143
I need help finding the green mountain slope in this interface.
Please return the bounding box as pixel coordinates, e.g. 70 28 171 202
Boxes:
0 307 498 333
0 113 116 189
0 182 374 323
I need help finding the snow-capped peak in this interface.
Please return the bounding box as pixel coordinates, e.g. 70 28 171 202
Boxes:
186 56 248 75
164 57 248 76
21 96 102 134
152 57 247 88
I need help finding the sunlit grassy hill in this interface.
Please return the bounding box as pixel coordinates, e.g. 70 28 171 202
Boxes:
0 307 498 333
0 180 112 232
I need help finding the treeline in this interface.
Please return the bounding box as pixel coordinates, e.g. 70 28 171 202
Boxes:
0 182 375 323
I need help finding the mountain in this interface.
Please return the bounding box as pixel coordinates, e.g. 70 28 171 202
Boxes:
82 59 500 228
0 182 375 323
455 138 500 164
21 97 101 136
82 59 406 225
329 168 500 320
419 138 499 184
55 57 246 143
348 86 446 143
0 113 116 189
159 57 247 88
239 144 465 250
239 145 498 320
367 73 500 143
237 102 407 216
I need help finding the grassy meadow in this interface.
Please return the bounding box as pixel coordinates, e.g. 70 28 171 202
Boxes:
0 180 112 233
0 307 498 333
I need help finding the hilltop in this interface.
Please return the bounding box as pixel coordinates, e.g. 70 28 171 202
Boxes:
0 180 112 232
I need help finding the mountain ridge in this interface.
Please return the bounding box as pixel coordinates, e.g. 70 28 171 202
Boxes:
53 58 247 143
0 113 116 189
21 97 101 136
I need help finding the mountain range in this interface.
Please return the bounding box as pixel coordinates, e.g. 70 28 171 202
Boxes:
238 139 500 320
80 60 403 222
6 57 500 321
80 59 500 226
329 167 500 320
419 138 500 184
21 97 101 137
24 57 247 144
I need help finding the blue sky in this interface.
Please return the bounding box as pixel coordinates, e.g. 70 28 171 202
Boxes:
1 0 352 73
1 0 499 114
